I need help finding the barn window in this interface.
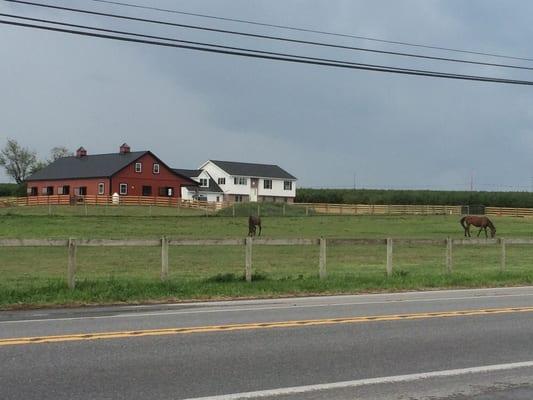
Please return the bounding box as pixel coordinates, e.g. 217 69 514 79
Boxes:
135 162 142 173
98 183 105 195
142 186 152 196
284 181 292 190
28 187 38 196
42 186 54 195
153 163 160 174
263 179 272 189
119 183 127 195
218 178 226 185
159 187 173 197
61 185 70 195
75 187 87 196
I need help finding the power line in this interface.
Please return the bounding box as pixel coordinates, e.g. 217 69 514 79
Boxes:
85 0 533 63
5 0 533 72
2 18 533 86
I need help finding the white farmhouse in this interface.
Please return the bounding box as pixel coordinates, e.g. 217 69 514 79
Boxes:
174 169 224 202
198 160 297 203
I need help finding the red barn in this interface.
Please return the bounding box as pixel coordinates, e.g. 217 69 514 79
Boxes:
25 144 196 199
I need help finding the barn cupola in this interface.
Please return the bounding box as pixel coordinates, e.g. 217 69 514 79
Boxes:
120 143 131 154
76 146 87 158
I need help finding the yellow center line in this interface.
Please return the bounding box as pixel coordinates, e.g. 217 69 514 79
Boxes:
1 306 532 347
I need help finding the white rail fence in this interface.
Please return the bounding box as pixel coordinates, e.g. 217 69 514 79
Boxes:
0 237 526 289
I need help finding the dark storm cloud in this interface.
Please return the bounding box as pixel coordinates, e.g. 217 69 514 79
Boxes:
1 0 532 190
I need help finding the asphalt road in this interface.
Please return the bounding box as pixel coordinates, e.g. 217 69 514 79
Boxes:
1 287 533 399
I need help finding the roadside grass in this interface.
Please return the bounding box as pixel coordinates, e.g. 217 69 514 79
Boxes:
1 209 533 308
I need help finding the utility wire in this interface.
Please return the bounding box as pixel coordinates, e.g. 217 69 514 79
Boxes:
3 12 479 74
86 0 533 63
2 18 533 86
4 0 533 72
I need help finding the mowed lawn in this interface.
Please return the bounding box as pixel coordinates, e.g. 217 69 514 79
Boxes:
1 211 533 308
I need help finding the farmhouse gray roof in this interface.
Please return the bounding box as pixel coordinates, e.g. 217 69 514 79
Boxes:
173 169 223 193
27 151 149 181
209 160 297 180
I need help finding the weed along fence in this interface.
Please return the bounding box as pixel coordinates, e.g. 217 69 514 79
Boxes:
0 237 526 289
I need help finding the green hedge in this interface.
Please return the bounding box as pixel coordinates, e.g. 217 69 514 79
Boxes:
0 183 26 197
295 188 533 208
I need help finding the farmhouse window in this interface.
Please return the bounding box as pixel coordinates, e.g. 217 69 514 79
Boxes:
28 187 38 196
263 179 272 189
235 195 244 202
218 178 226 185
119 183 128 195
284 181 292 190
234 177 247 185
199 178 208 187
135 162 142 173
98 183 105 195
142 186 152 196
153 163 160 174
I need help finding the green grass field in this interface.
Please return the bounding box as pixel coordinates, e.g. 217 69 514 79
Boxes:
1 205 533 308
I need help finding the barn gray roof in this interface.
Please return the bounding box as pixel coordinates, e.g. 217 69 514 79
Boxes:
173 169 223 193
27 151 149 181
209 160 297 180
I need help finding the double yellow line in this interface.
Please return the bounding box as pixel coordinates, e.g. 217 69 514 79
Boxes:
2 306 533 347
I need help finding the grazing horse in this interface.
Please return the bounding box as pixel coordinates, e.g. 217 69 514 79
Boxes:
248 215 262 236
460 215 496 238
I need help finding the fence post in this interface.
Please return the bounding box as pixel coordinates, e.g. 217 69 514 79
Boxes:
446 237 453 273
68 238 77 289
257 204 260 217
283 204 286 217
161 236 169 281
500 238 506 272
245 237 253 282
84 201 88 216
306 206 309 216
149 204 152 217
319 237 327 279
386 238 393 277
232 203 236 218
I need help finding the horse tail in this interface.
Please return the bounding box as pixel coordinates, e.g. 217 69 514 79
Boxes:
459 216 467 229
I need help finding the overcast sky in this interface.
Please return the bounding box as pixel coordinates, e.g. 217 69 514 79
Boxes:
1 0 533 190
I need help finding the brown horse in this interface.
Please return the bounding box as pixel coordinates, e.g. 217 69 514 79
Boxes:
460 215 496 238
248 215 262 236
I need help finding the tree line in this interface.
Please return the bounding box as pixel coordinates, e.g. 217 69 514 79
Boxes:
0 138 72 184
295 188 533 208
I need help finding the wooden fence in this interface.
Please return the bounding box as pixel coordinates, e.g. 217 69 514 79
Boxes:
0 236 526 289
0 195 222 211
4 196 533 218
297 203 462 216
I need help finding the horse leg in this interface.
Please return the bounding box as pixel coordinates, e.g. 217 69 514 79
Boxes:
258 224 261 236
466 224 471 237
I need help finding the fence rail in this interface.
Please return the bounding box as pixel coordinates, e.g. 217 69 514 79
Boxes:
4 196 533 218
1 236 527 289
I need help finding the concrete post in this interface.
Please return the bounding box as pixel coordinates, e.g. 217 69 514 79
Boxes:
319 237 327 279
500 238 506 272
245 237 253 282
446 237 453 273
161 236 169 281
68 238 77 289
386 238 393 277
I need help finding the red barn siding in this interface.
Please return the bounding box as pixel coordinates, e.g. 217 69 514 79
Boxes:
26 153 192 198
26 178 110 197
111 153 187 197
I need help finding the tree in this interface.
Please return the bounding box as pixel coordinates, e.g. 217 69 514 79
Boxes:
49 146 73 162
0 138 37 184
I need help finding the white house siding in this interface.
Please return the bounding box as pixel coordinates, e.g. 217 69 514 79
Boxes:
200 161 296 203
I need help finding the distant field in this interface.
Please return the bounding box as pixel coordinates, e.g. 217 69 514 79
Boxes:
1 206 532 308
